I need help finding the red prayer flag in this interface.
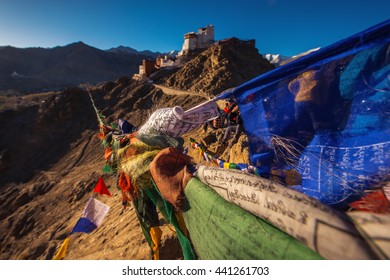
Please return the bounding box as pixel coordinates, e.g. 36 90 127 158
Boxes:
349 190 390 213
93 176 111 196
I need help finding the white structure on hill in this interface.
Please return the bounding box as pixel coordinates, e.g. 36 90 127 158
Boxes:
157 55 179 68
178 25 214 56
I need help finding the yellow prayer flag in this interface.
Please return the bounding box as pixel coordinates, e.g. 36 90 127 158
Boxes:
150 226 162 260
53 237 70 260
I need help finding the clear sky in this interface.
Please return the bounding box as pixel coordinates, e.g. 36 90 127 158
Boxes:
0 0 389 56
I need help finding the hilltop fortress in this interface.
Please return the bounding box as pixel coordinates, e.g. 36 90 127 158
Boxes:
178 24 215 56
133 25 215 81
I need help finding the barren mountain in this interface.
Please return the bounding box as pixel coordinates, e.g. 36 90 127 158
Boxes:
107 45 164 58
0 42 153 94
163 37 275 96
0 39 273 260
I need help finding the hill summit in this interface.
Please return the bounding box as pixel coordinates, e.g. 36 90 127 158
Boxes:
163 37 274 95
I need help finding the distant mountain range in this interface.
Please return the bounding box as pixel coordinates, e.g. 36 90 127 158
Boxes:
107 45 168 58
264 54 291 67
264 47 321 67
0 39 318 94
0 42 165 94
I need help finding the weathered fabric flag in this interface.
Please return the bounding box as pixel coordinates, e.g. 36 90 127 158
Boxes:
53 237 70 260
348 211 390 259
54 198 110 259
196 165 379 259
71 197 110 234
216 20 390 209
93 176 111 197
137 99 220 138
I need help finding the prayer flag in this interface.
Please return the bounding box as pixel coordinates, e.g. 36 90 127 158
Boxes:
71 197 110 234
93 176 111 197
53 237 70 260
102 163 113 173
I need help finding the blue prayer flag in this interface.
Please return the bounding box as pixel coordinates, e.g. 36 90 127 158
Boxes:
216 20 390 209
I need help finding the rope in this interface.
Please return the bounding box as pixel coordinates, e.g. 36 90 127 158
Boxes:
86 87 107 127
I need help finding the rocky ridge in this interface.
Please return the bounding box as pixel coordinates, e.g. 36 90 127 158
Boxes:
0 42 154 94
163 37 274 96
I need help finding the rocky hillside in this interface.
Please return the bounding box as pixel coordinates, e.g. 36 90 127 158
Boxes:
163 37 274 96
0 79 207 260
0 42 153 94
0 39 273 260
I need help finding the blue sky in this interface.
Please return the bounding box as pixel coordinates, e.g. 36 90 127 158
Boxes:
0 0 389 56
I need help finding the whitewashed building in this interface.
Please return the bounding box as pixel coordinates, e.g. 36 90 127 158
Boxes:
178 25 214 56
197 25 215 48
156 55 179 68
